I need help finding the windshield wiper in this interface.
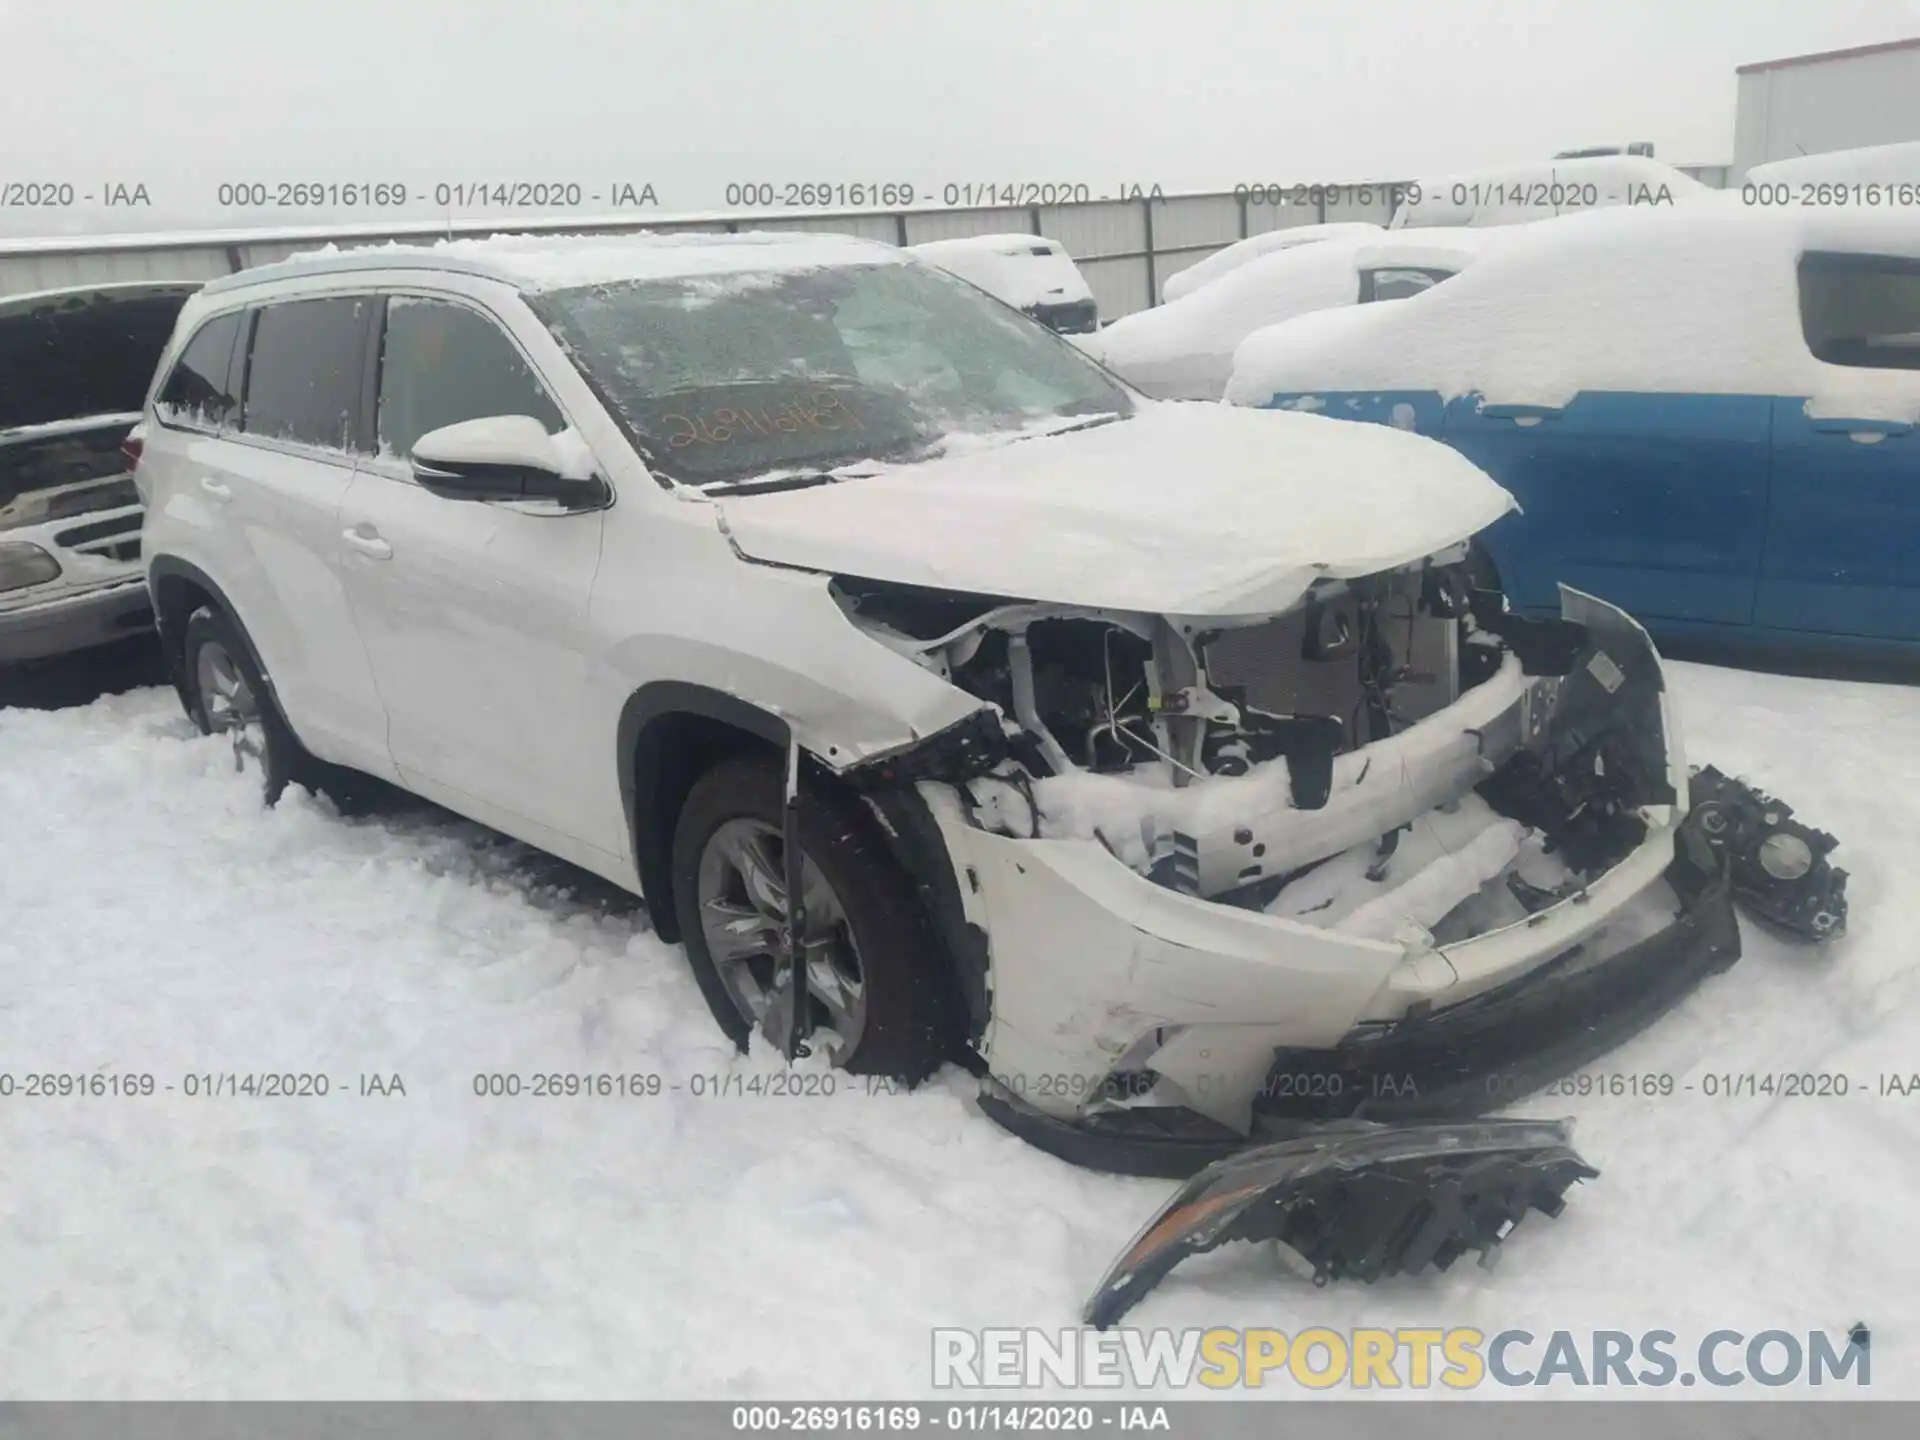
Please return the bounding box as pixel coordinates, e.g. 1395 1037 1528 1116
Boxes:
699 463 887 498
1006 411 1127 445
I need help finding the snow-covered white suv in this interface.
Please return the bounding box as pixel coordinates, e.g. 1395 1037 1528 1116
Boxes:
137 231 1745 1176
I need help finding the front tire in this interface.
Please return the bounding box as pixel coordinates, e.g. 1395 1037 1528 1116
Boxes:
670 753 955 1083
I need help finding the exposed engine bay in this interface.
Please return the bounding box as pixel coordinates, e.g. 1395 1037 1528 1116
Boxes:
837 544 1682 957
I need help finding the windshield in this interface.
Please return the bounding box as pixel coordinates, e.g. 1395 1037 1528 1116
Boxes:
533 259 1133 488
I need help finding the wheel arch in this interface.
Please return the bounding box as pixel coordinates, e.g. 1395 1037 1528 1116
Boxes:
147 557 267 711
619 682 795 944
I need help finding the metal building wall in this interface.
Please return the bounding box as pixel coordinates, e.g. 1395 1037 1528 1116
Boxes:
1733 41 1920 179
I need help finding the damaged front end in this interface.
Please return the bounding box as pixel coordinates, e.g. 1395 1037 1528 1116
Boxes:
835 553 1746 1175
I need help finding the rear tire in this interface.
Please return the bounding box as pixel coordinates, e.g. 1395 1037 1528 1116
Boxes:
180 606 376 811
670 752 955 1083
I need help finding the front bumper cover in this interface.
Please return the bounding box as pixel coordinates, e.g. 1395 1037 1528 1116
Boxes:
979 813 1739 1179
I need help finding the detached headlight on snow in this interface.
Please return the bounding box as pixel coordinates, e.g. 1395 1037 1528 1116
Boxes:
0 542 61 593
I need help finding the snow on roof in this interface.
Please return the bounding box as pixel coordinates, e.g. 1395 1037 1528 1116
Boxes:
907 234 1093 311
1746 142 1920 189
1084 237 1370 400
202 229 902 296
1160 223 1384 303
1352 227 1512 271
1226 200 1920 420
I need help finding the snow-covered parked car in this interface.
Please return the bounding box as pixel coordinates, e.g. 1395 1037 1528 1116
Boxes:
1227 202 1920 658
1390 154 1710 229
1082 229 1500 401
1159 221 1384 305
0 282 199 664
139 231 1786 1192
907 233 1098 334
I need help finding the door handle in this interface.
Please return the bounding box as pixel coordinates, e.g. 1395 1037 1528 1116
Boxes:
341 527 393 560
1477 402 1565 423
199 477 233 503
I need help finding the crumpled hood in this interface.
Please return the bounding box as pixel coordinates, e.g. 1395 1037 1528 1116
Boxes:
714 402 1516 617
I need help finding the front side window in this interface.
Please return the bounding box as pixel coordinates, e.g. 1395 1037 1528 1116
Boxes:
533 258 1132 489
1799 252 1920 371
239 296 372 451
155 311 242 431
375 297 565 461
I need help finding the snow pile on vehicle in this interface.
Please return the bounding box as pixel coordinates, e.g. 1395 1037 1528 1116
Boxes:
275 230 906 292
907 235 1094 312
1080 240 1368 400
1225 201 1920 423
1160 223 1383 304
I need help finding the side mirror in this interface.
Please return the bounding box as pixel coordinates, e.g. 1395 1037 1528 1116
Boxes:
410 415 605 506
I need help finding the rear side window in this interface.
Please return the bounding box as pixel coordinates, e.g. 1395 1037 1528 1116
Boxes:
1799 252 1920 371
375 297 564 461
240 296 372 450
155 311 242 431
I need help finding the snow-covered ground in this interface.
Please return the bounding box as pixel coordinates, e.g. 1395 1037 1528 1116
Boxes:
2 661 1917 1399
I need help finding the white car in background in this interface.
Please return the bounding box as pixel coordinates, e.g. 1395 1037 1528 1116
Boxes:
1391 154 1710 229
907 233 1098 334
1159 222 1384 304
1080 228 1502 401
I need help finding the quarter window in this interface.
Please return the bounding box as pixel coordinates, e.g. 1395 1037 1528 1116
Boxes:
375 298 564 461
239 296 372 451
155 311 242 431
1799 252 1920 371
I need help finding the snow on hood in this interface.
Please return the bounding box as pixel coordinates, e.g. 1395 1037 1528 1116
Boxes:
1161 223 1384 304
713 401 1516 617
908 235 1095 312
1225 201 1920 424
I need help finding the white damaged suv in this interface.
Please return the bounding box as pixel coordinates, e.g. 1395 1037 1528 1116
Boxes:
137 232 1745 1176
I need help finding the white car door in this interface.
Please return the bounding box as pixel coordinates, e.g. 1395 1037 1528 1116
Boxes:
336 293 618 864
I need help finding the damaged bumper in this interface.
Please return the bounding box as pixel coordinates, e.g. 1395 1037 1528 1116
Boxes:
978 822 1735 1178
928 588 1746 1174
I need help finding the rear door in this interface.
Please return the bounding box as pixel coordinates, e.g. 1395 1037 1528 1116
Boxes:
336 293 616 858
213 294 394 775
1757 251 1920 642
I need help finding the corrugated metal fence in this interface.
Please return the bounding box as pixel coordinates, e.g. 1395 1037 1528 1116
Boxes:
0 185 1410 317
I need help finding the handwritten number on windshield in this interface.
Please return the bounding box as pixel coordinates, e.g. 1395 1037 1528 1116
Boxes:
662 390 865 447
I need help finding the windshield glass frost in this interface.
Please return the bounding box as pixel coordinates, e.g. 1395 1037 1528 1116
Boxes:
534 260 1132 487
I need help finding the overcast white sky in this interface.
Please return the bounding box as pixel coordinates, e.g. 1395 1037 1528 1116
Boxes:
2 0 1918 237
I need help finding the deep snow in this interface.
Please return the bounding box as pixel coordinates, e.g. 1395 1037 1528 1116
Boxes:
2 661 1918 1399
